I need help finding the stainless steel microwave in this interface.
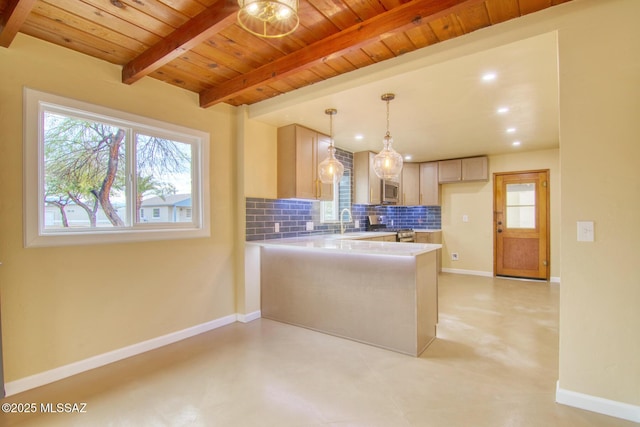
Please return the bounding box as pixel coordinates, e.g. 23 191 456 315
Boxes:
381 180 399 204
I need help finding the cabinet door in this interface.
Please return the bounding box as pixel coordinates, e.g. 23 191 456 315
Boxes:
316 133 334 201
401 163 420 206
295 125 319 199
461 156 488 181
367 152 381 204
415 232 429 243
354 151 381 204
438 159 462 183
419 162 440 206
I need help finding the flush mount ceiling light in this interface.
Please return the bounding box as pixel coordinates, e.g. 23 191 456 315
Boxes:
318 108 345 185
237 0 299 38
373 93 403 180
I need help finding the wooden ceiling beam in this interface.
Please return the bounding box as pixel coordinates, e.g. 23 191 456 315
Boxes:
122 0 238 85
199 0 484 107
0 0 38 47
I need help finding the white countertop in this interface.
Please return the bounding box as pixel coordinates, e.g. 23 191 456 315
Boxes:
248 232 442 257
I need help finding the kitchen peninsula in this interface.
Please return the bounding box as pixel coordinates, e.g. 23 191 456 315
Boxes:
246 233 441 356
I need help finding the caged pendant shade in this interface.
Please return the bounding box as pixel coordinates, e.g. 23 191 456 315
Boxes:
373 93 403 180
318 109 344 185
237 0 299 38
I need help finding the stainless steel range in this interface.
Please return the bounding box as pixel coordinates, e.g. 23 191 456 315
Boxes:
366 216 416 243
395 229 416 243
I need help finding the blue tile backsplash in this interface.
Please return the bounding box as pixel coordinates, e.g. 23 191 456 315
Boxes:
245 148 441 241
245 198 441 241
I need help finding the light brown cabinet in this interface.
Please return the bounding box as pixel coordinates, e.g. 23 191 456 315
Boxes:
354 151 382 205
462 156 489 181
398 162 440 206
416 231 442 272
419 162 440 206
401 163 420 206
361 235 397 242
438 156 488 183
277 124 333 200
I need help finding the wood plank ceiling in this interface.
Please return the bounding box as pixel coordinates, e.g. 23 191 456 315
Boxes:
0 0 572 107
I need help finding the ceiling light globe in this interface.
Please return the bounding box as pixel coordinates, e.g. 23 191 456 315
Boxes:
318 146 345 184
373 135 403 180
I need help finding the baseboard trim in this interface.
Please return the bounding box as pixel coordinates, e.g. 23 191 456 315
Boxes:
442 269 561 284
4 314 237 397
237 310 261 323
441 268 493 277
556 381 640 423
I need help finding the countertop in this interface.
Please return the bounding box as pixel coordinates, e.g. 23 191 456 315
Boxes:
247 232 442 257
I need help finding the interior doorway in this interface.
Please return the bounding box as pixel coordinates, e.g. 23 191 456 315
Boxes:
494 170 550 280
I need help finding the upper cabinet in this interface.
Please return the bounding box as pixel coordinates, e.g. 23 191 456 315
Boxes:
277 124 333 201
355 155 441 206
438 156 489 183
354 151 381 205
419 162 440 206
401 163 420 206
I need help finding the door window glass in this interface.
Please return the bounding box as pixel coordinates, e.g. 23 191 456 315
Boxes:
506 183 535 228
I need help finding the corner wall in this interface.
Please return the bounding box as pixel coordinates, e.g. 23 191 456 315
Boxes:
0 34 238 383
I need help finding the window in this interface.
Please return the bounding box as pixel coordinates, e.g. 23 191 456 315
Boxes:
320 170 351 223
24 88 210 247
506 183 536 229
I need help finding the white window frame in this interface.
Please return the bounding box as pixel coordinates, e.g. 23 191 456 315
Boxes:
24 88 210 247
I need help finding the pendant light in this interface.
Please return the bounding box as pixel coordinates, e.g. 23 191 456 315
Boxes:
318 108 344 185
373 93 403 180
237 0 299 38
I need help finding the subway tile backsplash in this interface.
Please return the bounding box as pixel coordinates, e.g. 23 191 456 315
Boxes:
246 198 441 241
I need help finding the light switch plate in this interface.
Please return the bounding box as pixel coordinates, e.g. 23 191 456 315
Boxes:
306 222 314 231
577 221 594 242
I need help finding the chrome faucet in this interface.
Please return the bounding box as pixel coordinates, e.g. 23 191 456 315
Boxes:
340 208 352 234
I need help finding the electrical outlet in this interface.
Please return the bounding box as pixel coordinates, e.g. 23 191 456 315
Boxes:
451 252 459 261
355 220 360 228
306 222 314 231
274 223 280 233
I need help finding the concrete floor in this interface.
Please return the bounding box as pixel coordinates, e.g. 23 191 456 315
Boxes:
1 273 636 426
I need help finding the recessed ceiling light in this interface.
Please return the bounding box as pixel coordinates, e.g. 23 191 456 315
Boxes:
404 155 412 161
482 72 497 81
354 134 364 140
506 127 516 133
497 107 509 114
512 141 521 147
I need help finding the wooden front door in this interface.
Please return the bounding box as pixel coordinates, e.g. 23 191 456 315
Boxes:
494 170 549 280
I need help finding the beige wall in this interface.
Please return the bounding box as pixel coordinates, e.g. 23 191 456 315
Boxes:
244 115 278 199
556 0 640 406
441 149 560 278
0 35 238 382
